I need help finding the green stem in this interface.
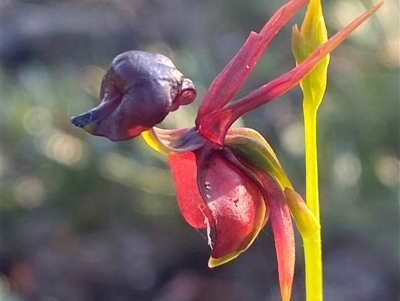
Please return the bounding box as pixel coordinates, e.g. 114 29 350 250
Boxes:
303 104 323 301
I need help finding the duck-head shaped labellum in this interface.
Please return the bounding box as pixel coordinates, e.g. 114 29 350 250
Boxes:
71 51 197 141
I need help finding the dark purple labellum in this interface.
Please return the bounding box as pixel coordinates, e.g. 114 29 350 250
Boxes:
71 51 196 141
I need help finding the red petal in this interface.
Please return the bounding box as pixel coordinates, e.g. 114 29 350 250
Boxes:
255 170 295 301
196 0 308 143
196 149 266 266
168 152 213 228
196 32 265 121
199 1 384 145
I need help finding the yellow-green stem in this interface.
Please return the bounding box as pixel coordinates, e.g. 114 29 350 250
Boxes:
303 104 323 301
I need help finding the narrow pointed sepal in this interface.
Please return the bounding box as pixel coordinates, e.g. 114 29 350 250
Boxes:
255 171 295 301
196 0 309 144
198 1 385 144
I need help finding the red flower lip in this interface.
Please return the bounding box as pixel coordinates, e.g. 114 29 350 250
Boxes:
168 145 270 267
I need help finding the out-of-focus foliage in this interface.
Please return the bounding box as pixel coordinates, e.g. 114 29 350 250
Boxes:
1 0 399 300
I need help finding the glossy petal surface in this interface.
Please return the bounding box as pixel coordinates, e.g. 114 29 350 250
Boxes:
168 152 213 228
72 51 195 141
196 148 266 266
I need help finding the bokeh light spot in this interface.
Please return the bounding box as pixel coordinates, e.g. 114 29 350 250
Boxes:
23 107 53 136
99 153 173 195
375 154 400 188
333 152 362 188
280 122 305 157
40 130 88 167
14 176 46 209
332 1 376 45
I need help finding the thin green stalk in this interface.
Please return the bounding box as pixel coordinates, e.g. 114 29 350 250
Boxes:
292 1 383 300
303 105 322 301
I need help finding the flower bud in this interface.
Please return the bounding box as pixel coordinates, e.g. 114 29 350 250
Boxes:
291 0 329 107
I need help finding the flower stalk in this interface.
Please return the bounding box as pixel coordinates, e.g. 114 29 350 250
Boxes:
292 1 384 300
303 106 323 301
292 0 327 297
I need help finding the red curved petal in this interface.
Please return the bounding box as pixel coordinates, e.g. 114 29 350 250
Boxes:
255 170 295 301
196 0 309 145
199 1 384 145
196 0 308 124
196 149 266 266
168 152 213 229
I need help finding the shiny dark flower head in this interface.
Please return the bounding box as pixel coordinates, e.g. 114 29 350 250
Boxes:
71 51 197 141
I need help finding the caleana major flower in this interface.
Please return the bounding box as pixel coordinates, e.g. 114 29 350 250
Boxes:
71 0 383 300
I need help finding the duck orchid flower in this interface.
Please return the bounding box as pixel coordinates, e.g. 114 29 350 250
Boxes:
71 1 383 300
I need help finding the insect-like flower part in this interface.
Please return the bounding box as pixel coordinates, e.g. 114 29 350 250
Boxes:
71 51 196 141
71 1 383 300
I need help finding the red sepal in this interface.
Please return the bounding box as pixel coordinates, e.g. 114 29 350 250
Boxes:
255 170 295 301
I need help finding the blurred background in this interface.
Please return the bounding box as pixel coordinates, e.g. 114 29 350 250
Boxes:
1 0 399 300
